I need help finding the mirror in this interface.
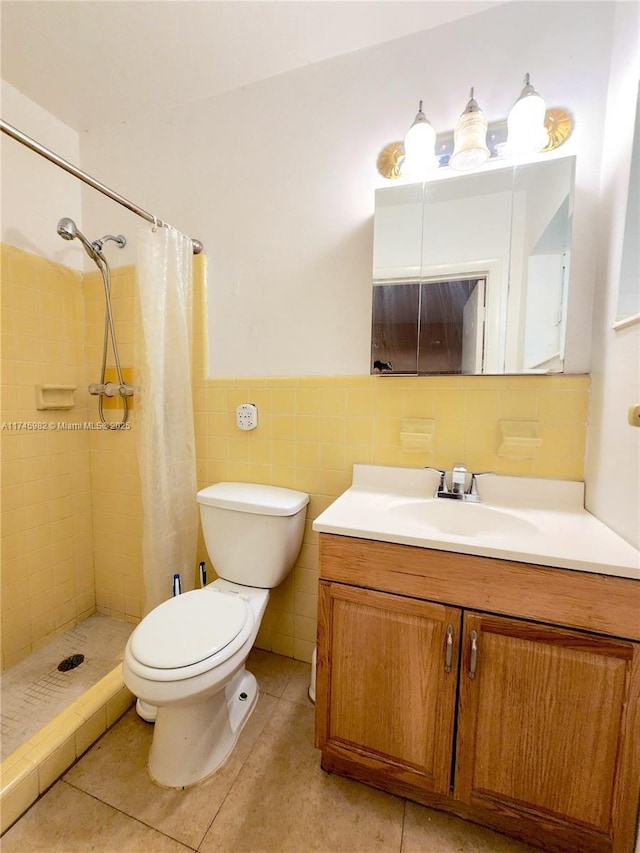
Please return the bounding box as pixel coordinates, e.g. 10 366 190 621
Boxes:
371 156 575 374
616 82 639 323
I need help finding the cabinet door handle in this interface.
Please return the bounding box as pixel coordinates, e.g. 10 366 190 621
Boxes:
444 624 454 672
468 630 478 679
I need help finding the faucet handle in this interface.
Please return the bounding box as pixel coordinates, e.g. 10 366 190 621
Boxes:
468 471 495 496
424 466 448 494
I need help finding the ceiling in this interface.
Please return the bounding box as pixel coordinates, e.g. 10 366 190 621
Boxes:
1 0 502 132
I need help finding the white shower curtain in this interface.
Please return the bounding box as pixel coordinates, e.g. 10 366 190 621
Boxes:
135 225 198 614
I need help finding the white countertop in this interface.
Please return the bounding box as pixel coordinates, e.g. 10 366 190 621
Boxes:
312 465 640 582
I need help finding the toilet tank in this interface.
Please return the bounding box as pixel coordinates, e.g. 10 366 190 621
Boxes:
196 483 309 588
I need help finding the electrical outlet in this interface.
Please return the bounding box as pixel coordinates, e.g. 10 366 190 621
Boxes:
236 403 258 431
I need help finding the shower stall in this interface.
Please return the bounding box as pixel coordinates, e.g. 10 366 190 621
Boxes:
0 120 202 831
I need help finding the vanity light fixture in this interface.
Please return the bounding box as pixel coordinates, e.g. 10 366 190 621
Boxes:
376 75 573 180
506 73 549 157
400 100 438 179
450 88 490 172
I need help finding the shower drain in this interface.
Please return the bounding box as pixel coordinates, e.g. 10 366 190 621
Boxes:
57 653 85 672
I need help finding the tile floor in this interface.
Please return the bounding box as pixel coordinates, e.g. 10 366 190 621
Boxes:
2 649 539 853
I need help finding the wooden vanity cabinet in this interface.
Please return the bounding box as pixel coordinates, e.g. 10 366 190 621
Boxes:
317 583 461 797
315 534 640 853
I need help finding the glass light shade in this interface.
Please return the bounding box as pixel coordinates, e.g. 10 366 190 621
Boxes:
507 74 549 157
450 88 490 171
402 101 437 178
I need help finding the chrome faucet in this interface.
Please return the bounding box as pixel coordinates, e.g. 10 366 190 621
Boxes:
451 464 467 495
426 465 493 502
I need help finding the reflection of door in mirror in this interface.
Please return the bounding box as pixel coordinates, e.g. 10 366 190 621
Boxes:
371 283 419 373
372 157 575 374
371 278 486 375
419 279 486 374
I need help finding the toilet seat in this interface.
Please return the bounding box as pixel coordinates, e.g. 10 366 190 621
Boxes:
130 588 248 670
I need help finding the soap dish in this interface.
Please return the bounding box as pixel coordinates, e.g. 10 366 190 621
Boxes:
497 420 543 459
35 385 77 411
400 418 435 451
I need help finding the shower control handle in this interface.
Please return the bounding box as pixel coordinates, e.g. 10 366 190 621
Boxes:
89 382 134 398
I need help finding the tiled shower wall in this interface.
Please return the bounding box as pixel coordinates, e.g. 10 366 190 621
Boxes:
1 246 94 669
83 265 142 626
1 244 590 669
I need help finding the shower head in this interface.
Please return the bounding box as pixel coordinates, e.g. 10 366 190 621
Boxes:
56 218 126 258
56 217 78 241
56 216 102 261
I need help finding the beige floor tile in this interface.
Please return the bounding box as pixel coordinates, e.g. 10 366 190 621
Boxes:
247 647 300 697
281 660 314 707
402 801 540 852
63 694 278 849
1 779 193 852
3 650 548 853
200 697 405 853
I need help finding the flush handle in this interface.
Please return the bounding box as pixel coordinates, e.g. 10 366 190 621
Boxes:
444 624 454 673
468 630 478 679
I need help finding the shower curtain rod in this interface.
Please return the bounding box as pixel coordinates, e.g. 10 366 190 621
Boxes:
0 119 203 254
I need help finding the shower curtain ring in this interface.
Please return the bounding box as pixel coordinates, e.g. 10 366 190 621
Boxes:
152 215 159 233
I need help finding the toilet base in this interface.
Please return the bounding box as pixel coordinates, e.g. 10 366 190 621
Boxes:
136 698 157 723
147 667 258 788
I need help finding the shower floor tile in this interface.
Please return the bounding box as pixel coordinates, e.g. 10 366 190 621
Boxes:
1 614 133 761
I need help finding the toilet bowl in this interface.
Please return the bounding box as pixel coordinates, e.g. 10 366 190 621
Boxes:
123 482 308 788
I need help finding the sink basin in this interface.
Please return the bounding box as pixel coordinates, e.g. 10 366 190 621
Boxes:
387 499 539 539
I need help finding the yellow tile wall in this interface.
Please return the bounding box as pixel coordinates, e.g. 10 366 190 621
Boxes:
191 372 589 661
1 245 94 669
82 265 142 624
2 243 590 670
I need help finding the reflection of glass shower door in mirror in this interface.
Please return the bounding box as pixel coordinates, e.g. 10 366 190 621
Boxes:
418 279 486 374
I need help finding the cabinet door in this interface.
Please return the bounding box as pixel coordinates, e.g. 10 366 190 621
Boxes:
455 613 640 853
316 581 461 796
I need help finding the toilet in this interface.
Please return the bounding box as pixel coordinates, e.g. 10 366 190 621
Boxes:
122 482 309 788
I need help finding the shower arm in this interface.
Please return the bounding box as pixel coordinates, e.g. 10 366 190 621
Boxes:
1 119 203 255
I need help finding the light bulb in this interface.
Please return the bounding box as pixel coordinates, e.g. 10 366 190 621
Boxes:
507 74 549 157
402 100 437 178
450 88 490 171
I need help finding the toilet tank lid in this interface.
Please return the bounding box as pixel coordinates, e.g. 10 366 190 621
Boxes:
197 482 309 516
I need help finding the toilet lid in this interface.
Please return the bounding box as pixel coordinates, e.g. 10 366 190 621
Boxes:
130 589 248 670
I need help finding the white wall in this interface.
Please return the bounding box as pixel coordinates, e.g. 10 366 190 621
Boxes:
584 1 640 549
76 1 616 377
1 80 83 269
